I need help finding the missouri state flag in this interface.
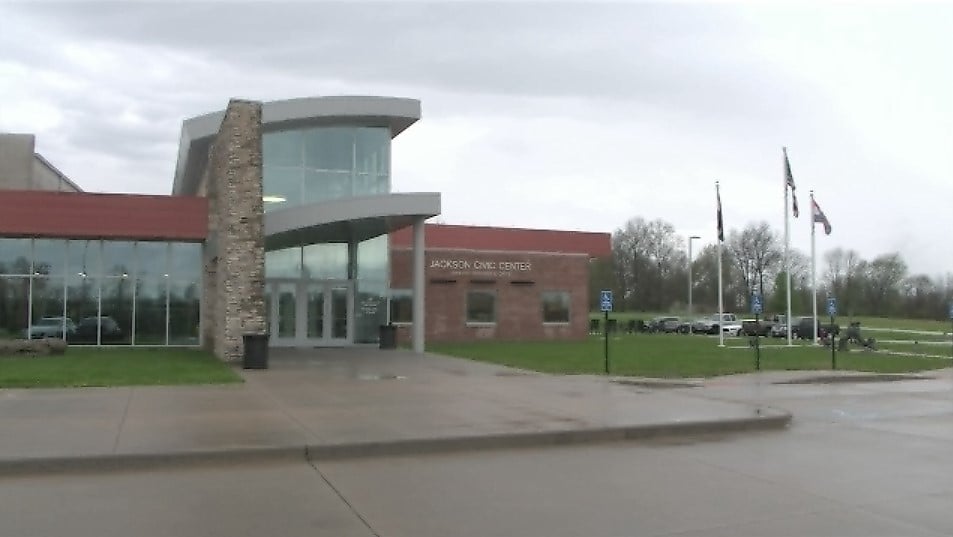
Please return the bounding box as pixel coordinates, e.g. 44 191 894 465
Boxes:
812 197 832 235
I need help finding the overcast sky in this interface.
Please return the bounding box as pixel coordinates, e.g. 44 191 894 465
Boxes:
1 1 951 276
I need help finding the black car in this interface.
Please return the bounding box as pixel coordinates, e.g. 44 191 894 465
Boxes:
795 317 839 340
648 317 681 333
741 319 771 337
70 316 124 343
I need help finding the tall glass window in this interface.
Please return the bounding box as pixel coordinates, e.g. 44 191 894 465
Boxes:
261 126 391 212
0 238 201 346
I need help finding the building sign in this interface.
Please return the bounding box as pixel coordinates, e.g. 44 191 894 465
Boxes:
429 257 533 278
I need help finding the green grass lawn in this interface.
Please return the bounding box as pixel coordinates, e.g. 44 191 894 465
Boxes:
0 347 243 389
429 333 951 378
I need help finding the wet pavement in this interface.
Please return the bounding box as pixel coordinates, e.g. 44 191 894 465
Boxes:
0 348 788 473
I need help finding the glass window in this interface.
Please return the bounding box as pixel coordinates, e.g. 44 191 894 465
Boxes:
135 278 167 345
101 276 133 345
30 277 66 338
353 172 388 197
136 242 168 278
354 127 390 176
466 290 496 324
389 289 412 324
263 130 302 167
67 275 100 345
169 280 200 345
303 169 351 204
263 166 302 211
102 241 135 278
33 239 66 277
303 127 353 171
170 242 201 280
355 280 387 344
67 240 100 277
265 248 301 278
542 291 571 323
0 276 30 338
302 243 347 279
0 238 31 275
357 235 388 282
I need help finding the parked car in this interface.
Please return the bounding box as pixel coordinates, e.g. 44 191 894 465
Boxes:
796 317 839 340
648 317 681 333
696 313 742 336
22 316 76 339
741 319 771 337
69 316 123 343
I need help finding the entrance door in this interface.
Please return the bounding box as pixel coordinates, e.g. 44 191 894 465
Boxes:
305 280 352 346
267 280 352 347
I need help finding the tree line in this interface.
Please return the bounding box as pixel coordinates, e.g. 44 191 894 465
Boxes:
589 217 953 320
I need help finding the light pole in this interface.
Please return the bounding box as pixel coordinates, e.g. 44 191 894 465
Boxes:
687 235 701 333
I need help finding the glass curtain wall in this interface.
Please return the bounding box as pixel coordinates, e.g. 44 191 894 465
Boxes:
262 126 390 212
0 238 201 345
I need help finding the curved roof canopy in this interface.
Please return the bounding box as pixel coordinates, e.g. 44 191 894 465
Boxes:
264 193 441 250
172 96 421 196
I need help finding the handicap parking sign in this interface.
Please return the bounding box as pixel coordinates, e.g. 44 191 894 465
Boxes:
600 290 613 312
827 297 837 317
750 294 763 315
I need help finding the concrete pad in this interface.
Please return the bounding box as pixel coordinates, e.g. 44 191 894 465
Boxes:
0 461 374 537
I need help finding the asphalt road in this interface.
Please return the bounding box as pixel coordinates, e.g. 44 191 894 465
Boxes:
2 372 951 537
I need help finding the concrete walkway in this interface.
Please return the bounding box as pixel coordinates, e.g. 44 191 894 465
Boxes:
0 349 789 475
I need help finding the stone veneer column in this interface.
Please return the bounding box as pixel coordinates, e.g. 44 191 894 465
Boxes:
201 99 266 362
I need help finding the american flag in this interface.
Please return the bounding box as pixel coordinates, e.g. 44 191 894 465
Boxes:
783 147 799 218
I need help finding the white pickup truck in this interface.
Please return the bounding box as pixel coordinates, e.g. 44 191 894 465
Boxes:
696 313 743 336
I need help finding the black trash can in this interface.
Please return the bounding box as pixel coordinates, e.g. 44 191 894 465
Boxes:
243 333 269 369
379 324 397 350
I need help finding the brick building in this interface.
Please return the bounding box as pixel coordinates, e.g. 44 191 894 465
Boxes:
0 95 608 360
390 224 609 344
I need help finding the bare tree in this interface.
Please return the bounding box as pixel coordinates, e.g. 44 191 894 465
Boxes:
727 222 782 301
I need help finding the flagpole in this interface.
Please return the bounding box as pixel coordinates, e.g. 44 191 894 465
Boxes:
717 181 724 348
811 190 818 346
784 148 792 346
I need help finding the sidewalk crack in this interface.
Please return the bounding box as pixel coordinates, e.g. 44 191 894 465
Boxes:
305 446 381 537
111 388 134 453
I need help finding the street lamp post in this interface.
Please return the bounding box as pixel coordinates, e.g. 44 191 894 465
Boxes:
687 235 701 333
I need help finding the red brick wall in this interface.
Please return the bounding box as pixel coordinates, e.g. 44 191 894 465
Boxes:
391 248 591 344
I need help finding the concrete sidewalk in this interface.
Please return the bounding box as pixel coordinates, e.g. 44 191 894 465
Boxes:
0 349 789 475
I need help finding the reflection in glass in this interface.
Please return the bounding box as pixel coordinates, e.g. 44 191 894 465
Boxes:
67 240 100 277
307 285 324 339
136 278 167 345
302 244 347 279
303 127 353 170
303 170 350 203
0 276 30 338
33 240 66 277
101 276 133 344
331 286 348 339
102 241 135 277
137 242 168 279
542 291 571 323
263 130 302 167
67 275 100 345
357 236 388 282
169 281 199 345
356 280 386 344
170 243 201 280
30 277 66 339
266 248 301 278
467 291 496 323
0 239 32 275
262 167 302 212
276 283 296 339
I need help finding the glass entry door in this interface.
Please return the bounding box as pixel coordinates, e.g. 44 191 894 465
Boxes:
268 280 352 346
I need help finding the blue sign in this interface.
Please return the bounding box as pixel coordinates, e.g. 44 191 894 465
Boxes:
827 297 837 317
948 302 953 320
750 294 763 315
600 290 613 312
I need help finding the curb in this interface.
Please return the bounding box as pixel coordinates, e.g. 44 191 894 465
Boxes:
0 412 791 477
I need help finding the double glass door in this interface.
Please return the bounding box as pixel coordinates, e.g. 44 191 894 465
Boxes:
266 280 352 346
